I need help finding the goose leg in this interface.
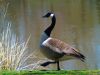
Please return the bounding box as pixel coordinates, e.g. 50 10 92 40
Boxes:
57 61 60 70
40 61 56 67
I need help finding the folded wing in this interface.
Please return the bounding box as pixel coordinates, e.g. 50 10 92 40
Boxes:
42 37 85 61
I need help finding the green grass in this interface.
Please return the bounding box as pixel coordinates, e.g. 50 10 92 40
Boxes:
0 70 100 75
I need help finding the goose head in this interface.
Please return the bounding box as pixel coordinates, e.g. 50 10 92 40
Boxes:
43 12 54 18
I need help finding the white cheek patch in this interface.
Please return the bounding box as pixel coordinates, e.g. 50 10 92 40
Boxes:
50 14 54 17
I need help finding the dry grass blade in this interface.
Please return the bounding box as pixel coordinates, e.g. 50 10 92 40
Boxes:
0 25 30 70
0 2 49 70
0 24 49 70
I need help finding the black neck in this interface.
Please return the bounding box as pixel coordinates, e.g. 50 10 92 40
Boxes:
44 16 56 37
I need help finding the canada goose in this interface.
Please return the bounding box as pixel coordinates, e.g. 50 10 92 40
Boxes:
40 12 85 70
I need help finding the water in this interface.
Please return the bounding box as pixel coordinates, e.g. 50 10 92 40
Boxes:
0 0 100 70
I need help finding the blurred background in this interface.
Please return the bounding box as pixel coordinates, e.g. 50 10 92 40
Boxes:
0 0 100 70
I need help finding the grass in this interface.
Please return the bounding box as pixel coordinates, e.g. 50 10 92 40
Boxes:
0 2 49 71
0 70 99 75
0 24 50 71
0 25 30 70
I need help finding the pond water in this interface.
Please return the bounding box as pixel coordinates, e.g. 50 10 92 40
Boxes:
0 0 100 70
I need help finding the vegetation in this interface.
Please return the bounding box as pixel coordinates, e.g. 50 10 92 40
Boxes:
0 70 99 75
0 2 49 71
0 25 40 70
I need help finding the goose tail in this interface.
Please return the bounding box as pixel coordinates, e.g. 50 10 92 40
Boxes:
73 51 85 62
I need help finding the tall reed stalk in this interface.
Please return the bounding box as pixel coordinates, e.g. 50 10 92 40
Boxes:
0 2 48 70
0 24 49 70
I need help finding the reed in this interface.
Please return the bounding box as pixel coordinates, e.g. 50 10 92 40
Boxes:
0 24 49 70
0 2 49 71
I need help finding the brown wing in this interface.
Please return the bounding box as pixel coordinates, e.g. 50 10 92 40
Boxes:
42 38 85 61
43 38 77 53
